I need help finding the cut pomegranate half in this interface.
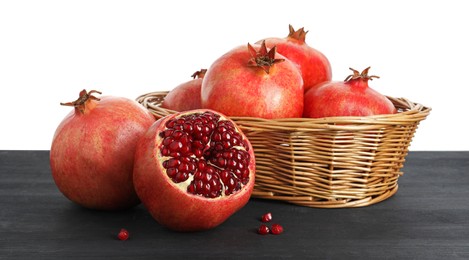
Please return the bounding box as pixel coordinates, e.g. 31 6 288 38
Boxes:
133 109 256 231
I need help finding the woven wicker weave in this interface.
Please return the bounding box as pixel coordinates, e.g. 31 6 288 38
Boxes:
137 91 431 208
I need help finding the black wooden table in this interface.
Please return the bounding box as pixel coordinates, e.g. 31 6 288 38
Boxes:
1 151 468 259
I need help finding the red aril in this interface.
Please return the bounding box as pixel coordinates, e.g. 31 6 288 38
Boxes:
261 212 272 223
161 69 206 112
258 224 270 235
259 25 332 92
201 41 304 119
117 228 129 241
270 223 284 235
303 67 397 118
133 109 255 232
50 90 155 210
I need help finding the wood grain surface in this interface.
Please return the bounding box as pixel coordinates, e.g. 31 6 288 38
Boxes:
1 151 468 259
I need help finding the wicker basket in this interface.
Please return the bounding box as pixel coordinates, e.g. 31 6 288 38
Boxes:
137 91 431 208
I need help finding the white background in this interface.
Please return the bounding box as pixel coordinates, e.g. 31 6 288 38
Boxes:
0 0 467 150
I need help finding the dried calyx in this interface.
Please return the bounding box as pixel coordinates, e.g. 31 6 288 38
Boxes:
247 40 285 74
287 24 308 43
191 69 207 79
345 67 380 82
60 89 101 114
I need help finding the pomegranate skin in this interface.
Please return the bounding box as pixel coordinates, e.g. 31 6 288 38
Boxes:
201 44 304 119
161 70 206 112
161 81 201 112
133 109 255 232
260 25 332 92
303 68 397 118
303 82 396 118
50 94 155 210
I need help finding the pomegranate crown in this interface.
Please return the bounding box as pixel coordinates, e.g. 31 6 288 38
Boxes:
60 89 101 114
345 67 380 82
247 40 285 74
287 24 308 43
191 69 207 79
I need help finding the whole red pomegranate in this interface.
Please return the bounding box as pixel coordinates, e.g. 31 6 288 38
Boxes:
50 90 155 210
303 67 397 118
259 25 332 92
201 41 304 119
133 109 255 231
161 69 206 111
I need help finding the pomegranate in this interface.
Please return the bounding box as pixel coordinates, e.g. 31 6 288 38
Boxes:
201 41 304 119
161 69 206 111
258 25 332 92
133 109 255 232
50 90 155 210
303 67 397 118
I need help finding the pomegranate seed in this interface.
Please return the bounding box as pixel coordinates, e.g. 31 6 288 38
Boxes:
166 168 177 178
172 130 183 139
217 157 226 167
178 162 189 172
227 159 237 169
212 133 222 141
169 141 183 151
270 224 284 235
218 126 227 133
222 131 231 140
194 124 203 133
166 158 180 167
117 228 129 241
258 224 270 235
261 212 272 223
166 119 176 128
194 149 203 157
183 122 193 132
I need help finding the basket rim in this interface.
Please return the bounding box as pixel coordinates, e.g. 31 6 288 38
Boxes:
136 91 431 130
